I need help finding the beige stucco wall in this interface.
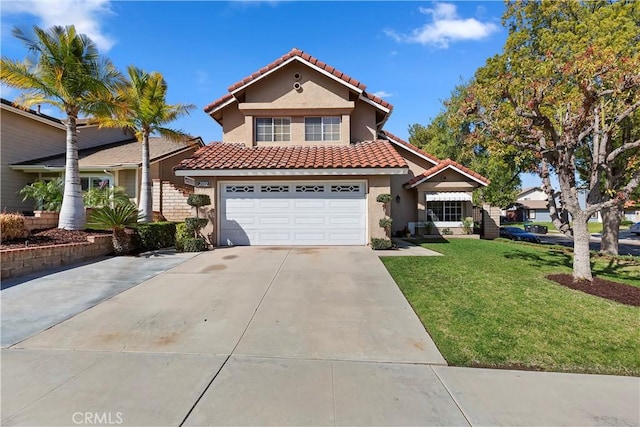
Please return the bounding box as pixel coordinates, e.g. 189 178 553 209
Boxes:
390 150 432 234
217 62 382 147
367 175 391 240
414 169 480 223
158 148 201 187
221 105 246 144
350 99 377 142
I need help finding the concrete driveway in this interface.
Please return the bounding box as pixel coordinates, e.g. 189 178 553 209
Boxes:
2 246 637 426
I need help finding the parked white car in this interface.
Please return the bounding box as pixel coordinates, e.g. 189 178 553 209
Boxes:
630 222 640 235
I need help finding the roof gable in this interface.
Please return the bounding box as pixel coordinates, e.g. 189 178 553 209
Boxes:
379 130 440 166
404 159 490 188
204 48 393 116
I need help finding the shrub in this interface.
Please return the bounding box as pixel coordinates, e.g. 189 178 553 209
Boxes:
379 217 393 229
175 222 190 252
84 186 131 208
182 237 208 252
87 203 141 255
621 220 633 226
462 217 474 234
0 213 29 242
376 194 392 204
185 217 209 234
19 178 63 211
136 222 177 250
371 237 394 250
187 194 211 209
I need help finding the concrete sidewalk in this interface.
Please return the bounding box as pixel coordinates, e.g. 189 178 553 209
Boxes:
2 246 638 426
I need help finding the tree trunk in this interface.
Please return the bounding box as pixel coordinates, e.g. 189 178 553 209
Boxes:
600 205 621 256
572 215 593 282
138 132 152 223
111 228 132 255
58 116 86 230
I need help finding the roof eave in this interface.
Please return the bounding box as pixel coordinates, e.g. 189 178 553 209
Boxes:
175 167 409 177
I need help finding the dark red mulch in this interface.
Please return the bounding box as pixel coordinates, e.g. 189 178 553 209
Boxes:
0 228 111 250
547 274 640 307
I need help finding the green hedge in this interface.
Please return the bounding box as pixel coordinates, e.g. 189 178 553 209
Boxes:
136 222 177 250
370 237 394 250
182 237 208 252
175 222 190 252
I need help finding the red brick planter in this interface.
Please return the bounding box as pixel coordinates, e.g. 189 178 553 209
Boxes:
1 235 114 280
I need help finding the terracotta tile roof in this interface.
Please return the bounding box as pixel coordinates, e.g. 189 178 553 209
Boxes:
405 158 490 187
13 137 203 169
380 130 440 164
175 140 407 171
203 93 234 114
203 48 393 114
228 48 367 93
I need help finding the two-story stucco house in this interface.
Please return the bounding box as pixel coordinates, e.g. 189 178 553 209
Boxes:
175 49 489 246
1 98 203 213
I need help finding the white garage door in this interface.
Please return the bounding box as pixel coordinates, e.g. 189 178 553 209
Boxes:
219 181 366 246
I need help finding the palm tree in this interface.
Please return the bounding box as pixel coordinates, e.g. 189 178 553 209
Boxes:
1 25 122 230
97 66 194 223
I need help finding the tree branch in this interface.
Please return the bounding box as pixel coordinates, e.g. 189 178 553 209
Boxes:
606 138 640 163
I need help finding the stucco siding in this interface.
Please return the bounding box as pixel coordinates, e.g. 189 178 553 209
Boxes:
350 99 377 142
221 105 247 144
390 151 430 233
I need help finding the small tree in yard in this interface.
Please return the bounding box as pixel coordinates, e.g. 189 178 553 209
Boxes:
182 194 211 252
463 0 640 282
87 203 141 255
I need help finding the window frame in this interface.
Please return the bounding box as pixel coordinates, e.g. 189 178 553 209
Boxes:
305 116 341 142
426 201 464 223
255 117 291 142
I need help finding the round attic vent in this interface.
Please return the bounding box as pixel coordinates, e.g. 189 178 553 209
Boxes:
293 72 302 81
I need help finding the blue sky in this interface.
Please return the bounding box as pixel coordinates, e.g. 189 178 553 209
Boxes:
1 0 541 188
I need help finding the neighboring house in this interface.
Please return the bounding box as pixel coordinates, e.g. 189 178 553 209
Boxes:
624 200 640 222
1 98 203 213
507 187 553 222
175 48 489 246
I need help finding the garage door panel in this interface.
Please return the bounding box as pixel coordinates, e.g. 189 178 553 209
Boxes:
220 216 256 228
259 200 291 209
293 200 326 209
259 216 291 225
220 182 366 246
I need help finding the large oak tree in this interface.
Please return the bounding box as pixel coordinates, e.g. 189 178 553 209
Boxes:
463 0 640 281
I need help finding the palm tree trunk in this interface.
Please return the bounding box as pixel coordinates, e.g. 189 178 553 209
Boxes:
58 116 86 230
139 132 152 223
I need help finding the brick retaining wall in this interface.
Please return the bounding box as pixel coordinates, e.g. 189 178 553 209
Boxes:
23 211 59 231
1 234 114 280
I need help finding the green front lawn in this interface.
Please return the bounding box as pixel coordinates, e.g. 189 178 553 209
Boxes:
381 239 640 376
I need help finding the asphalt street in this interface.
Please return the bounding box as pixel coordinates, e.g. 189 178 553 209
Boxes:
538 230 640 256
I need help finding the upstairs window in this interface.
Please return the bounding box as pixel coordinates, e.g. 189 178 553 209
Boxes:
255 118 290 142
305 117 340 141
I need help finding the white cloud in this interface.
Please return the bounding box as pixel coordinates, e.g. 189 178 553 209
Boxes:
371 90 394 99
3 0 115 51
385 2 498 49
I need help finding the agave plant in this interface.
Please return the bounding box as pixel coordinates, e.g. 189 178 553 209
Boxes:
87 202 141 255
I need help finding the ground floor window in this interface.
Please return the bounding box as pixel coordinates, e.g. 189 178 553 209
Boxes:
427 201 463 222
528 209 536 219
81 176 112 191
